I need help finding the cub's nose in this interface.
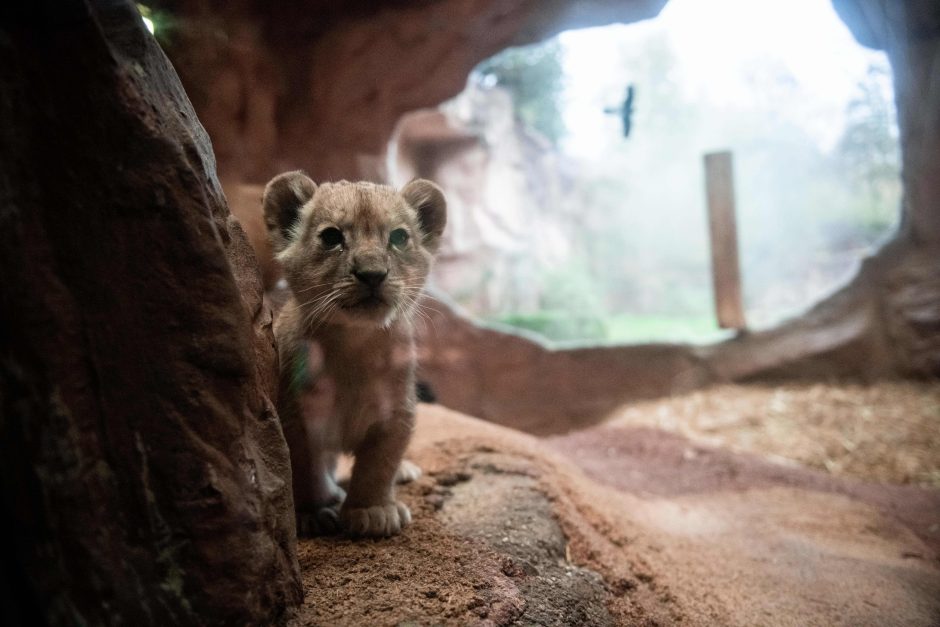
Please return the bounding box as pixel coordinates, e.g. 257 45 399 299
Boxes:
353 269 388 289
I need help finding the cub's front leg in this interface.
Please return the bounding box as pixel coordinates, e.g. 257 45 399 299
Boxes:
341 410 414 537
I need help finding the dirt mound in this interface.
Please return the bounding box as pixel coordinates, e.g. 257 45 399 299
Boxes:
296 404 940 626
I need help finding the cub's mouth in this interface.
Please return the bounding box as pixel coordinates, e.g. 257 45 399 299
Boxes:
344 294 388 311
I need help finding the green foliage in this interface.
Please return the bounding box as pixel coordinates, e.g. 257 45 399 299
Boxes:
476 40 566 143
496 311 608 342
537 261 607 315
489 261 608 342
603 314 722 344
493 312 722 344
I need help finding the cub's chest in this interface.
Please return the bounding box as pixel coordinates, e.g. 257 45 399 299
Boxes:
319 338 414 449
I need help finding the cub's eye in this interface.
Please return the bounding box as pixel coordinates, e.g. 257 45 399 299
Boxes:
319 227 344 250
389 228 409 249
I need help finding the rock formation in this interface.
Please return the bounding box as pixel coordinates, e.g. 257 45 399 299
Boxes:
0 1 300 623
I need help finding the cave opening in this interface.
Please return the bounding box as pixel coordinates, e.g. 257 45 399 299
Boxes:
389 0 901 345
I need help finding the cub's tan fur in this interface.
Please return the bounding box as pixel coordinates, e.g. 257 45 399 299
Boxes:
263 172 446 537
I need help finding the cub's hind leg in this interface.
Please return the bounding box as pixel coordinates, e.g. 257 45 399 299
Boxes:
283 340 346 536
294 447 346 536
395 459 422 484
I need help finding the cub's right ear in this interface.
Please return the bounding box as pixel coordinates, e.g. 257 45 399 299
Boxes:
262 171 317 252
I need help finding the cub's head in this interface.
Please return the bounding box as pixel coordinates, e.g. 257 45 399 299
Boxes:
262 171 447 328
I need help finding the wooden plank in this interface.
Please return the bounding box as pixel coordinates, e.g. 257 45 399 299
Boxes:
704 151 746 330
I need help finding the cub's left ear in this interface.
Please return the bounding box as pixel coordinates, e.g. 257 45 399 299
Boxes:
401 179 447 253
262 170 317 253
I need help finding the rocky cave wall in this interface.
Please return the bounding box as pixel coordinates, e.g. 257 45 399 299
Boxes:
0 1 300 624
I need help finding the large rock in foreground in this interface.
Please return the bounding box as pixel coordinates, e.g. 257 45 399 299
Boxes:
0 1 300 624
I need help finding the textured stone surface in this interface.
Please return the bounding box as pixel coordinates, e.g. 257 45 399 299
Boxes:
0 1 300 624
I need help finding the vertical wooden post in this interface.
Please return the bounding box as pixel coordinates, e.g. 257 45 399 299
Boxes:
704 151 746 330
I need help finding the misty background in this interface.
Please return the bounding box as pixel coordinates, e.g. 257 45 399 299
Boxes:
409 0 899 344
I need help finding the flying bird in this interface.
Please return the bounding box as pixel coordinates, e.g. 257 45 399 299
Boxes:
604 84 636 138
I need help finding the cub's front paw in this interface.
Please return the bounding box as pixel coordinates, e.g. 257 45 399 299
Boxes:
341 502 412 537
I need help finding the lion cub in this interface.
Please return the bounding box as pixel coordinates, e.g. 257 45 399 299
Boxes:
263 172 446 538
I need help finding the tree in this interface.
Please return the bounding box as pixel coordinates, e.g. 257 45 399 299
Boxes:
836 61 901 240
475 39 566 144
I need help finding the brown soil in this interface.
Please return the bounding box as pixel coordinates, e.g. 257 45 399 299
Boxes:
295 389 940 626
606 382 940 486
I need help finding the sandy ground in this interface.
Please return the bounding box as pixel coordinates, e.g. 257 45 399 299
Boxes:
607 382 940 486
295 385 940 626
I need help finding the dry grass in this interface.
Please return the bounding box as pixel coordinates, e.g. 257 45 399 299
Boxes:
610 381 940 486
